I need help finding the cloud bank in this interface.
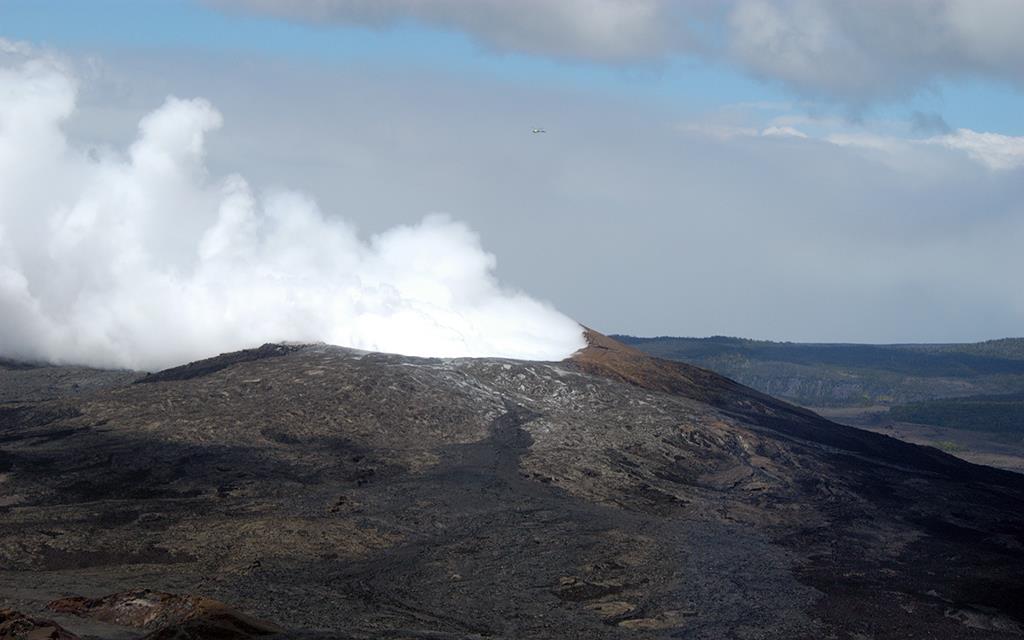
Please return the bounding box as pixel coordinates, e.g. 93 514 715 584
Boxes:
685 118 1024 171
213 0 703 63
0 44 584 370
31 38 1024 345
216 0 1024 105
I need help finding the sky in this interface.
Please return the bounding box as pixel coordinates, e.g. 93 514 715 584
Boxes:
1 0 1023 354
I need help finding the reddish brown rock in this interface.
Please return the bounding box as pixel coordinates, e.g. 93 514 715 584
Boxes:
47 591 281 638
0 609 80 640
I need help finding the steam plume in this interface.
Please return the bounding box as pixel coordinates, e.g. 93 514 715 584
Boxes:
0 44 584 370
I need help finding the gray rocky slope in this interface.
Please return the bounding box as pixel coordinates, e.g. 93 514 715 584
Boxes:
1 332 1023 638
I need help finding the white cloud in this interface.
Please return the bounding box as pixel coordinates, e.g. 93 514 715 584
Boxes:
0 37 38 58
0 45 584 370
213 0 700 62
822 128 1024 171
943 0 1024 69
678 123 759 140
727 0 1024 103
44 45 1024 344
929 128 1024 170
824 132 912 153
760 125 807 138
684 105 1024 172
214 1 1024 105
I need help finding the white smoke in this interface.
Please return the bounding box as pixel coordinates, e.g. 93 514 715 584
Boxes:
0 43 584 370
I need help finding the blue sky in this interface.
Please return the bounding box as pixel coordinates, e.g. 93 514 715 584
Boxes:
4 0 1023 136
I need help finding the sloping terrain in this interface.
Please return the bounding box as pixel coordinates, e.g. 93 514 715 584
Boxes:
1 332 1023 638
616 334 1024 472
615 335 1024 407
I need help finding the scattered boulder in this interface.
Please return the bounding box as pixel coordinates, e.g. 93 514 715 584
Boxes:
585 600 636 622
0 609 80 640
47 590 282 638
617 609 695 630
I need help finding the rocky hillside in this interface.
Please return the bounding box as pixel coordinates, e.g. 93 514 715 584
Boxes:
615 335 1024 407
1 332 1023 638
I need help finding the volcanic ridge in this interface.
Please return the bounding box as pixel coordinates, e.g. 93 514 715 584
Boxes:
0 330 1022 638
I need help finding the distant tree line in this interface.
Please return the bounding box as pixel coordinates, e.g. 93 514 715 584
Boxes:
889 394 1024 434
